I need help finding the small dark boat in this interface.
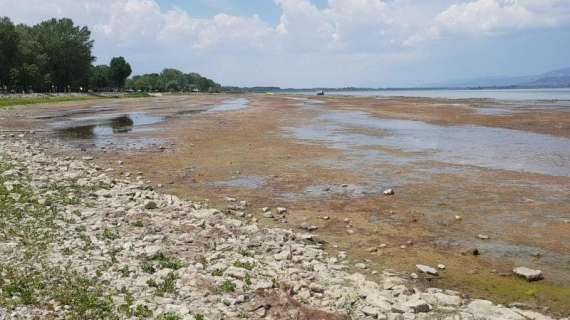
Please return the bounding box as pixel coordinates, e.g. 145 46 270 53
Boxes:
317 90 325 96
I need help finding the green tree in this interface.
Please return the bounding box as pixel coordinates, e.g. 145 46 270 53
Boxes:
109 56 132 89
0 17 20 89
32 18 94 91
12 63 43 91
88 65 111 91
125 69 220 93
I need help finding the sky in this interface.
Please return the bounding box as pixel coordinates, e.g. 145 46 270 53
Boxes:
1 0 570 88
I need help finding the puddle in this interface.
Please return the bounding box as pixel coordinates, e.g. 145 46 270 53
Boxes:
53 112 165 149
284 110 570 177
175 109 207 116
212 176 266 189
473 107 515 116
207 98 249 112
280 183 379 201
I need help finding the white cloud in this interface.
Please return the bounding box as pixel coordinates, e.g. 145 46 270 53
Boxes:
433 0 570 37
1 0 568 86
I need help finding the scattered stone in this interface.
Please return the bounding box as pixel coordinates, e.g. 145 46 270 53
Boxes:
355 263 368 269
276 207 287 214
366 294 392 311
513 267 544 282
225 267 247 279
403 298 431 313
0 137 555 320
274 250 291 261
455 215 462 220
437 264 446 270
82 156 94 161
262 207 271 213
300 223 318 231
144 201 158 210
263 211 274 218
383 188 395 196
477 234 490 240
361 306 379 317
416 264 439 276
462 248 480 256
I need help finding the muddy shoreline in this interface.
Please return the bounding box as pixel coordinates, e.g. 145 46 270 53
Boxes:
1 93 569 315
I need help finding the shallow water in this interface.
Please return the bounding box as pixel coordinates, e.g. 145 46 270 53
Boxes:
284 110 570 177
212 176 267 189
53 112 165 149
473 107 516 116
293 88 570 101
207 98 249 112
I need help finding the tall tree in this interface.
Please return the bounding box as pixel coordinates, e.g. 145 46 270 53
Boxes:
0 17 20 89
109 56 132 90
33 18 94 91
88 65 111 91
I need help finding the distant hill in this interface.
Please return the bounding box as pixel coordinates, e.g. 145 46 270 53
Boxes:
431 67 570 89
523 67 570 87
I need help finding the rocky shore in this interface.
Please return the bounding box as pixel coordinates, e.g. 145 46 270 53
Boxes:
0 137 564 320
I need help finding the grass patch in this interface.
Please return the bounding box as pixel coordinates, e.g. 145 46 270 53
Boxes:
148 252 185 270
220 280 236 293
147 273 178 296
101 228 119 241
0 92 152 109
0 265 116 319
211 268 225 277
233 261 255 271
0 162 57 249
131 220 144 227
0 96 99 108
157 312 182 320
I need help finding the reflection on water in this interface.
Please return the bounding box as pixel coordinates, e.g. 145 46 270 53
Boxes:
284 110 570 177
58 115 136 139
208 98 249 112
53 113 164 149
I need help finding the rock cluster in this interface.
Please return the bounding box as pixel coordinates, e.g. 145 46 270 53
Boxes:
0 137 564 320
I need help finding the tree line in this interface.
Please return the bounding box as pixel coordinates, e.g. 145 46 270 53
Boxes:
127 69 221 93
0 17 220 93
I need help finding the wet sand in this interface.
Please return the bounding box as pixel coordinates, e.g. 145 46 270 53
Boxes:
1 93 569 315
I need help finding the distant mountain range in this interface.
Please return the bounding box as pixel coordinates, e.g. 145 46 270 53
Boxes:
431 67 570 89
223 67 570 93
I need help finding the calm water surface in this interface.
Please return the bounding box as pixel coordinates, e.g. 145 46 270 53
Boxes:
284 109 570 177
295 88 570 100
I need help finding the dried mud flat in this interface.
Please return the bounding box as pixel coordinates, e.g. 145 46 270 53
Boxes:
1 93 569 318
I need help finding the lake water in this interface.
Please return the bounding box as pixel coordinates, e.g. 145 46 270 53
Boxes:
207 98 250 112
284 108 570 177
295 88 570 101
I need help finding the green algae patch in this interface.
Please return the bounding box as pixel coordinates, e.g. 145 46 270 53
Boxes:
441 272 570 316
